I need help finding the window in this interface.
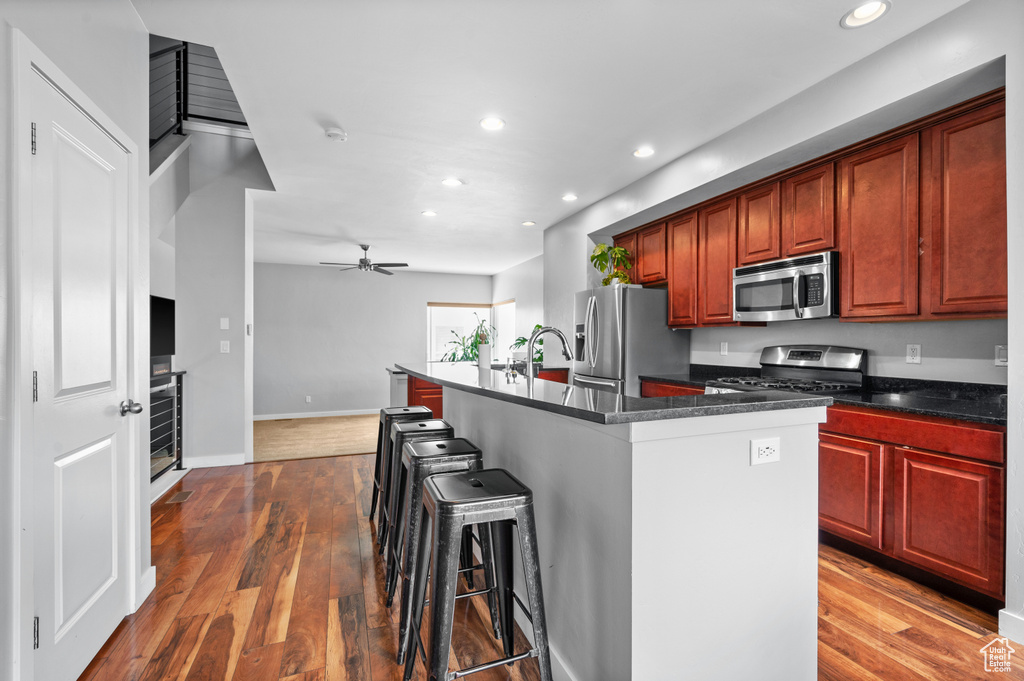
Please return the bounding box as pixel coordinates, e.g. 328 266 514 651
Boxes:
427 301 516 363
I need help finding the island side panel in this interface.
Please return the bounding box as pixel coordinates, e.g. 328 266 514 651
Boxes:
630 413 821 681
445 388 633 681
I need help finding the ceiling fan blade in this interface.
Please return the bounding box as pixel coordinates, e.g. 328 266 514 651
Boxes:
372 262 408 268
319 261 359 266
336 266 359 272
372 267 395 275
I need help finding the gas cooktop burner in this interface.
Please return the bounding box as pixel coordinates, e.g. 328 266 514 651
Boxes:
712 376 861 394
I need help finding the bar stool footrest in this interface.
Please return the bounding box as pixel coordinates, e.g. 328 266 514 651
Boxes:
451 649 538 679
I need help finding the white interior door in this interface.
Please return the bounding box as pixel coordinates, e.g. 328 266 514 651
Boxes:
28 66 133 681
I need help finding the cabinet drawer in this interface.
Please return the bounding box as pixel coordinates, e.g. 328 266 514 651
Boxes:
823 405 1004 464
640 381 705 397
893 447 1004 597
818 433 884 550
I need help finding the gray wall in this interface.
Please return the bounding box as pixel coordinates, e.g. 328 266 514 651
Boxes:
0 1 150 675
538 0 1024 639
175 131 273 465
253 263 491 417
149 137 190 300
492 254 543 338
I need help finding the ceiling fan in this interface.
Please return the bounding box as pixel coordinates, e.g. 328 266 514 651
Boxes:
319 244 408 275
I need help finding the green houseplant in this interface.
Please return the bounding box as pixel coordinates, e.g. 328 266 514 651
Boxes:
590 243 633 286
510 323 544 362
441 313 494 362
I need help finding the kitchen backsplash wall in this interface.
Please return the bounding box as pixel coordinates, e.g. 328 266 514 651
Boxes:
690 318 1008 385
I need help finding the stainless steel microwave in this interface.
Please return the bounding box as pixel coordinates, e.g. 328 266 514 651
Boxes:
732 251 836 322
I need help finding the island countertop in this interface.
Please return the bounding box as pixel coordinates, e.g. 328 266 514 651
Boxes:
396 362 831 425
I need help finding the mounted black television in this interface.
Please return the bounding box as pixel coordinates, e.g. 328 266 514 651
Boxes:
150 295 175 376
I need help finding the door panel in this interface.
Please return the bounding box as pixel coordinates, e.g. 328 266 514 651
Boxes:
737 182 780 265
667 212 698 327
29 65 132 681
782 163 835 257
698 198 737 325
818 433 883 549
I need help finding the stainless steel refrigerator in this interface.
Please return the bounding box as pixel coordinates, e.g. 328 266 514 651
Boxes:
571 286 690 396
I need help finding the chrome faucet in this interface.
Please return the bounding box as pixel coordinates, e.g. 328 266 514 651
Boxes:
526 326 574 379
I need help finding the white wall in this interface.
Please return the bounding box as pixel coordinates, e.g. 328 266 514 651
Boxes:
492 254 543 339
691 318 1008 385
175 131 273 466
253 263 491 418
539 0 1024 639
0 2 150 678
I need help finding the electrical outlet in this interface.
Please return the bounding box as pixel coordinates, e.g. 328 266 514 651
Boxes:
995 345 1008 367
750 437 781 466
906 344 921 364
220 340 230 354
720 342 728 356
305 395 312 404
220 317 230 330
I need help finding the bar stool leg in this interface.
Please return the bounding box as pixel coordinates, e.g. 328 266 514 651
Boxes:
377 435 395 551
490 519 516 659
426 514 463 681
459 526 475 589
516 505 554 681
385 462 409 606
369 420 384 522
403 511 433 680
475 522 502 641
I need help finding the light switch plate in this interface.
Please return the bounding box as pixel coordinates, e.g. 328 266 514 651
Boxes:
220 317 229 330
995 345 1008 367
720 342 728 356
220 340 230 353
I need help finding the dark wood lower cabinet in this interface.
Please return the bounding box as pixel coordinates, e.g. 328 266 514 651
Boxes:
819 405 1005 600
535 368 569 384
407 376 443 419
639 380 705 397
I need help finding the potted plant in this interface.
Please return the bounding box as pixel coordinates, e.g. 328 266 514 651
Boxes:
510 324 544 363
590 243 633 286
441 313 495 364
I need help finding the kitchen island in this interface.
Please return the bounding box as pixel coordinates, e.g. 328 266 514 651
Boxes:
395 362 831 681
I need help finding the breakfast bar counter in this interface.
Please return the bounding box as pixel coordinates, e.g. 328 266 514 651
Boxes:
395 362 829 681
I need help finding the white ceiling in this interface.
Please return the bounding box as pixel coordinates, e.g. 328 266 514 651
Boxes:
132 0 970 275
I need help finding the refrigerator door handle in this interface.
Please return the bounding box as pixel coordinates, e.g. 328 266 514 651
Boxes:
588 296 600 369
584 295 596 368
572 374 619 389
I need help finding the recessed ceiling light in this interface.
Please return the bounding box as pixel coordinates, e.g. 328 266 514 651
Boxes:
840 0 891 28
421 210 437 217
480 117 505 131
522 221 536 227
633 146 654 158
562 193 578 202
442 177 464 187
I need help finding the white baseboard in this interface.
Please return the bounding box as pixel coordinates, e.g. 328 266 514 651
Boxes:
150 468 189 503
999 608 1024 642
135 565 156 610
254 408 378 421
185 452 247 468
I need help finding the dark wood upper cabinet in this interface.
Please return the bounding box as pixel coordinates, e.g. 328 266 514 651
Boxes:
667 212 698 327
893 446 1004 598
925 100 1007 316
818 433 883 550
613 232 638 283
636 222 668 284
737 182 781 265
781 163 835 257
838 133 920 318
698 198 737 326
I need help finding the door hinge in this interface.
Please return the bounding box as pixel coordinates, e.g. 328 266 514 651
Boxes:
33 616 39 649
31 122 37 155
33 371 38 402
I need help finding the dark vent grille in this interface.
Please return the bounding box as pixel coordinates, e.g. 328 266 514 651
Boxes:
186 44 246 126
165 490 194 504
734 252 833 277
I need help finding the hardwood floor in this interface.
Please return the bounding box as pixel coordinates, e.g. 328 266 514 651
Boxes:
253 416 379 463
80 455 1021 681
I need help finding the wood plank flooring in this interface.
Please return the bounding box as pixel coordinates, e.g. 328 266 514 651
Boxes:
80 455 1022 681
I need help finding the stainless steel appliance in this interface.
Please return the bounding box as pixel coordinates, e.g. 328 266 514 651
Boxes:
572 286 690 396
732 251 837 322
704 345 866 395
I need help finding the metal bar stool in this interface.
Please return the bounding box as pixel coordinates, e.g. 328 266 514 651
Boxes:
393 439 500 666
405 468 553 681
379 419 455 569
369 406 432 526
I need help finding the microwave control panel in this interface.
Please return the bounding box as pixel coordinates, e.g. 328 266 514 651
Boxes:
802 273 825 307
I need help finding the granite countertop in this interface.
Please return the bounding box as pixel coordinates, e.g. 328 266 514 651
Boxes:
640 365 1008 426
396 362 831 426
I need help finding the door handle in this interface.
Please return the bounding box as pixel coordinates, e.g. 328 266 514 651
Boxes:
119 399 144 416
793 272 804 319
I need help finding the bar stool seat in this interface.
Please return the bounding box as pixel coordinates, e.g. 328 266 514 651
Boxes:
379 419 455 589
405 468 553 681
369 406 432 527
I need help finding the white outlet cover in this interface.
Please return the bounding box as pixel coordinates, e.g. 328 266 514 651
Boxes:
220 317 230 330
220 340 230 353
750 437 781 466
995 345 1008 367
720 342 728 356
906 344 921 364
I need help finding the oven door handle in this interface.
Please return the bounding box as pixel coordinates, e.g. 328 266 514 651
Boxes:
793 271 804 319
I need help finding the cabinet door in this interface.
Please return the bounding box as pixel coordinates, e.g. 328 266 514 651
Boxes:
926 101 1007 315
667 212 698 327
614 232 638 284
893 446 1004 597
407 377 443 419
818 433 883 550
838 134 919 318
698 198 737 326
640 381 705 397
637 222 668 284
536 369 569 384
737 182 780 265
782 163 835 257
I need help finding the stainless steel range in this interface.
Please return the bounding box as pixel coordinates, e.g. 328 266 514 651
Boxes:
704 345 867 395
